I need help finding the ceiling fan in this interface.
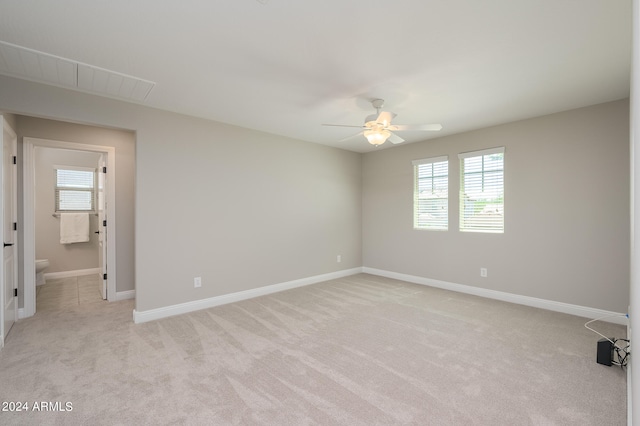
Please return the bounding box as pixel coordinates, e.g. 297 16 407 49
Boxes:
323 99 442 146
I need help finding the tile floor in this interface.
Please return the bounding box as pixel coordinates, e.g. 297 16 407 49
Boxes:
36 274 105 312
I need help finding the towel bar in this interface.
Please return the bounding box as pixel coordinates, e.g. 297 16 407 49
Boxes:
52 213 99 218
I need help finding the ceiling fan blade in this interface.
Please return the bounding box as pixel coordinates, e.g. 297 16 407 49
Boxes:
376 111 396 127
322 123 365 128
390 124 442 131
339 131 365 142
388 132 405 144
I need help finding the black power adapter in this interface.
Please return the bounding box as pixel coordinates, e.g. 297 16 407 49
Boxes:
597 338 614 366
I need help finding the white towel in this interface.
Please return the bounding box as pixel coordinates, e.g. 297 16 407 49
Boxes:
60 213 90 244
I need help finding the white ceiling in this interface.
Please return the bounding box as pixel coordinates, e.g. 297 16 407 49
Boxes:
0 0 632 153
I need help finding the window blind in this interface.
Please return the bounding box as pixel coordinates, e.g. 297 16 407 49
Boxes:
458 147 504 232
55 168 96 211
413 156 448 230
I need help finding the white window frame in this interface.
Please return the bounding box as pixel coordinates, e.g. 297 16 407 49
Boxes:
413 155 449 230
458 147 505 233
54 165 97 213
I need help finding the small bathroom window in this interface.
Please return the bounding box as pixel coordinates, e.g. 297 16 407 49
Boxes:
54 166 96 212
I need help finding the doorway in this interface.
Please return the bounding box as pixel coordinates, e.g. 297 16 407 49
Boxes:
22 138 116 318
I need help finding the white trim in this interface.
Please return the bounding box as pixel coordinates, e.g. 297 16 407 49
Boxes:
363 267 628 325
458 146 505 159
629 318 632 426
18 308 25 319
630 2 639 424
44 268 100 280
22 137 118 318
133 268 362 324
412 155 448 166
53 164 96 173
132 266 628 326
116 290 135 301
1 115 19 350
22 140 36 317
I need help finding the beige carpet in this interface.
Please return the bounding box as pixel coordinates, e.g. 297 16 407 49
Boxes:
0 274 627 425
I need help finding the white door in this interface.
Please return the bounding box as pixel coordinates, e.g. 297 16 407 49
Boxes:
97 155 107 299
1 116 18 345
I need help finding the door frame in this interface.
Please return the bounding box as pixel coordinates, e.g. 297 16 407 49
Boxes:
98 154 107 300
1 116 18 348
22 137 116 318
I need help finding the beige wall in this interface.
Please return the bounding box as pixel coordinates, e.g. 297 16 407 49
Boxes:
34 146 101 273
17 116 136 294
363 99 630 312
0 75 362 313
133 110 362 312
2 112 17 131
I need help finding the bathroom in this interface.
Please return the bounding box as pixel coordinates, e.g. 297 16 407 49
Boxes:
34 146 103 305
13 115 135 318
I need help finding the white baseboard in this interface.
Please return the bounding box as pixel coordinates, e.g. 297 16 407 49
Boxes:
132 266 628 326
18 308 25 319
133 268 362 324
363 267 628 325
44 268 101 280
115 290 135 301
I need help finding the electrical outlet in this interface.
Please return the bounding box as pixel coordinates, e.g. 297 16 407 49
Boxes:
480 268 488 278
337 255 342 263
194 276 202 288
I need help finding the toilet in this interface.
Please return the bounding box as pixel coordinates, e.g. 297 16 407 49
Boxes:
35 259 50 286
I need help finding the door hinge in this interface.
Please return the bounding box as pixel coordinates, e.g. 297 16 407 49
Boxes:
13 222 17 231
13 156 17 165
103 219 107 227
14 288 17 297
103 273 107 280
103 166 106 173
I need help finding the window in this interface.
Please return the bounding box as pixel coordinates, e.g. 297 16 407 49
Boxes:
55 167 96 212
413 156 448 230
459 147 504 233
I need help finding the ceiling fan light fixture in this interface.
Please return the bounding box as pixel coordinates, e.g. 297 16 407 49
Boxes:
364 128 390 146
322 98 442 147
